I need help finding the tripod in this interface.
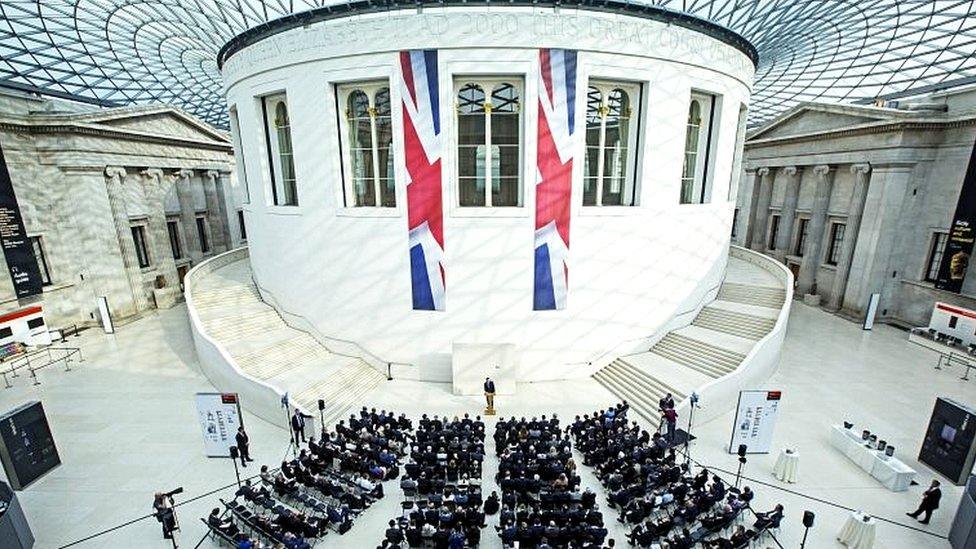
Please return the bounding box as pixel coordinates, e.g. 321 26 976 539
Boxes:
684 393 699 468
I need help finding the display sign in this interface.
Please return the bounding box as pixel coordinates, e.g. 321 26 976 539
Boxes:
0 306 50 347
0 143 42 298
195 393 242 457
936 134 976 293
919 397 976 485
0 401 61 490
728 390 782 454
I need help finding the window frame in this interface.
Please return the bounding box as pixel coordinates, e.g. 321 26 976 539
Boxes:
336 80 396 208
196 215 210 254
582 80 643 207
29 235 52 286
767 214 781 250
229 105 250 205
130 224 151 269
925 231 949 283
453 76 525 209
680 91 720 205
237 210 247 241
166 220 183 260
794 217 810 256
260 92 299 207
825 222 846 266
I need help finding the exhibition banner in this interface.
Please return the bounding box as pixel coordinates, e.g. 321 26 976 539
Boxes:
0 142 43 298
728 390 782 454
936 134 976 293
195 393 242 457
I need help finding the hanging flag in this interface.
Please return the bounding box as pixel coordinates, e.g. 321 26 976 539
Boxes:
534 49 577 310
399 50 446 311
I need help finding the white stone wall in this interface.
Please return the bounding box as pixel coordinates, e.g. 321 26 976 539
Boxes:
223 8 754 380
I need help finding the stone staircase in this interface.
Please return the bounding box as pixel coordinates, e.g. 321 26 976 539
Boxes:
192 259 384 427
593 266 787 426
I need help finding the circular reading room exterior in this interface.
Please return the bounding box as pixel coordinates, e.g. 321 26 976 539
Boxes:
218 1 757 382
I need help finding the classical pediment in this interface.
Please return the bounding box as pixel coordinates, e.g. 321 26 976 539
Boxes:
749 103 900 140
96 111 226 143
27 105 230 145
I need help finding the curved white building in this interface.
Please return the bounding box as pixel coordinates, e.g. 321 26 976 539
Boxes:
220 3 756 381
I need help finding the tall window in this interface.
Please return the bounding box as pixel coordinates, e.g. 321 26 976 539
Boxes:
29 236 51 286
167 220 182 260
338 83 395 207
131 225 151 268
456 79 522 207
584 82 641 206
826 223 846 265
680 92 717 204
229 106 250 204
261 93 298 206
926 232 949 282
196 216 210 254
238 210 247 241
732 209 739 237
768 214 781 250
795 218 810 256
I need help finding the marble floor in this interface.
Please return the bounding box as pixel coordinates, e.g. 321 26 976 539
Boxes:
0 300 970 548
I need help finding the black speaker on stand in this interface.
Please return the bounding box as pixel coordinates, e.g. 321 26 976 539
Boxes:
734 444 748 489
318 399 326 436
801 510 815 548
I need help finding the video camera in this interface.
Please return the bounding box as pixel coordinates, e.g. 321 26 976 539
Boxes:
162 487 184 498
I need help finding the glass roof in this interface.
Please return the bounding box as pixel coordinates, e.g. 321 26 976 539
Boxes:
1 1 974 129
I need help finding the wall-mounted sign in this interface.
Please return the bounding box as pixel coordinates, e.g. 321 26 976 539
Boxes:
936 135 976 293
0 142 42 299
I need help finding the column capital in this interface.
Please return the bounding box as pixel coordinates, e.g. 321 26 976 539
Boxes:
813 164 832 177
782 165 799 177
850 163 871 176
204 170 220 182
176 168 194 181
756 167 770 177
140 168 164 183
105 166 126 181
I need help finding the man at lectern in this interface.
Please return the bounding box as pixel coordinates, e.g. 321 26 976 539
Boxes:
484 377 496 408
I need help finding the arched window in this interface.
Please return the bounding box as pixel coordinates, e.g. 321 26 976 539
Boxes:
680 92 717 204
456 78 523 207
583 81 641 206
261 93 299 206
339 82 396 207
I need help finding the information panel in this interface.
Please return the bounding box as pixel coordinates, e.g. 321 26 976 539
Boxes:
919 397 976 485
195 393 242 457
0 401 60 490
0 143 42 298
728 390 782 454
936 134 976 293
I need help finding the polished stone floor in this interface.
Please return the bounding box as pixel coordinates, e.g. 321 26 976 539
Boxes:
0 301 970 548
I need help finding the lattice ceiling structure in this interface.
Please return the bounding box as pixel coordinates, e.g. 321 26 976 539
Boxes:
1 0 975 129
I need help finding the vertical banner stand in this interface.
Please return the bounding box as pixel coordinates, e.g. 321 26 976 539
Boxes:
864 293 880 330
97 296 114 334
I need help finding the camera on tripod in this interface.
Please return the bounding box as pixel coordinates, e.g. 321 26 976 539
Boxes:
163 487 184 498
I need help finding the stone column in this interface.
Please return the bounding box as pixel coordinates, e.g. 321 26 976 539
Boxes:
774 166 801 262
104 167 150 313
738 168 758 247
749 167 773 251
796 165 835 296
204 170 229 253
827 164 872 311
175 169 202 262
141 169 181 306
841 162 914 317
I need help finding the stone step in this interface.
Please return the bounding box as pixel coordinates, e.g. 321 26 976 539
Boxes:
593 369 661 429
693 307 775 340
650 333 744 378
611 358 687 402
717 283 785 308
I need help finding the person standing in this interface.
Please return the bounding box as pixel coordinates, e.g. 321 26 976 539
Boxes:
659 393 675 412
291 407 309 444
235 425 253 467
907 480 942 524
662 407 678 443
484 377 496 409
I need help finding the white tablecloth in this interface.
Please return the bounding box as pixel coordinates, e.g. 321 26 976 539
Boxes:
829 425 916 492
773 448 799 483
838 511 876 549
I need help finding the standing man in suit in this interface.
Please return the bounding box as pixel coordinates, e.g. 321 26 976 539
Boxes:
291 407 310 445
235 425 253 467
907 480 942 524
484 377 496 409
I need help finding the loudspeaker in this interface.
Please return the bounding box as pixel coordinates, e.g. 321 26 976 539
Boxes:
803 511 815 528
318 399 325 411
737 444 748 458
229 446 239 459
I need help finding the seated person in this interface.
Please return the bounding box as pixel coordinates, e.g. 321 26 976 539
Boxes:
484 491 500 515
753 504 784 530
385 519 404 545
207 508 238 537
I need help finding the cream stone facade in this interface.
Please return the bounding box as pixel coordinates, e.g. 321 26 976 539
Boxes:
0 89 244 329
734 85 976 328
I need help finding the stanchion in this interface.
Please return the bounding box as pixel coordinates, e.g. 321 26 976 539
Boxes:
229 446 242 488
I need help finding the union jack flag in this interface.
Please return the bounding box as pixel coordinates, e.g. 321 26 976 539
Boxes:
399 50 446 311
534 49 577 311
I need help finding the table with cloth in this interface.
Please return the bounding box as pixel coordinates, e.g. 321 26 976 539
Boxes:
837 511 876 549
773 448 799 483
829 425 916 491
